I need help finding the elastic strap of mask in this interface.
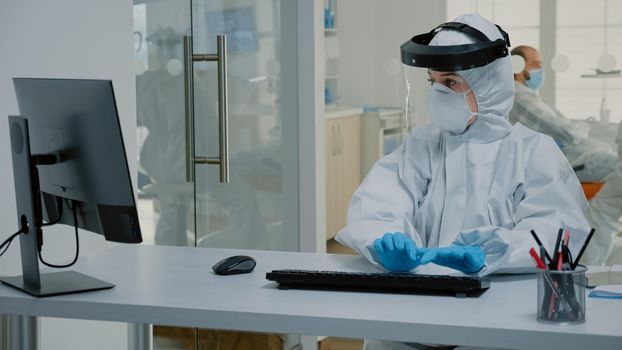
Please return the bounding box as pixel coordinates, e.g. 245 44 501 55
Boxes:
462 89 478 115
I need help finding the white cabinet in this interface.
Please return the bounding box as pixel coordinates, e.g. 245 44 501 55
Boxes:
325 110 362 240
361 108 405 176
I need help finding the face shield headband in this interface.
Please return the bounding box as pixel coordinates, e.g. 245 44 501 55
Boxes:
400 22 511 71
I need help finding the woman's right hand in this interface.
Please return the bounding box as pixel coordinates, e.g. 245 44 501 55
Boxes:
373 232 426 272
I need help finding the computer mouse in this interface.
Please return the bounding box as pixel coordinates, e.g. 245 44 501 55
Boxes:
212 255 256 276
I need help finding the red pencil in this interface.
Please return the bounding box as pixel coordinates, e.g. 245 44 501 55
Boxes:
529 247 546 269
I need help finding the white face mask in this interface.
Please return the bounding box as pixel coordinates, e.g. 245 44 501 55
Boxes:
427 82 476 135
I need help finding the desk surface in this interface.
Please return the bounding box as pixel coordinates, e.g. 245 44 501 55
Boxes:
0 245 621 349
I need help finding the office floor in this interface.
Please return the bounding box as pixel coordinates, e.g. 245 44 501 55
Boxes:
154 327 283 350
320 337 364 350
323 240 363 349
327 239 357 255
152 328 363 350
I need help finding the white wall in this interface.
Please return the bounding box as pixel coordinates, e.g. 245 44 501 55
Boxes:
0 0 135 349
373 1 447 107
337 0 446 125
335 0 377 106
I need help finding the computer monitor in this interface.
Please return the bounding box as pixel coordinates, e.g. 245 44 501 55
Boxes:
1 78 142 297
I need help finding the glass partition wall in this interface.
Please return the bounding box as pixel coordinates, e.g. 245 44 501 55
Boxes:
133 0 299 348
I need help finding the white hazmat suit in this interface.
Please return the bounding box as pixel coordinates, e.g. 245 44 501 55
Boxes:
583 122 622 264
335 14 591 350
510 81 617 182
510 73 622 265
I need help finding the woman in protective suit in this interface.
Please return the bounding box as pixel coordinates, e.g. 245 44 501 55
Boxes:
335 14 591 350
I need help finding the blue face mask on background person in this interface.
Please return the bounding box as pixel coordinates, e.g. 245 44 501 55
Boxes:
427 82 476 135
525 68 545 90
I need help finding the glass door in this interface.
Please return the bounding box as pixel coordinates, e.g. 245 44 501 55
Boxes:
134 0 193 247
133 0 300 348
191 0 298 252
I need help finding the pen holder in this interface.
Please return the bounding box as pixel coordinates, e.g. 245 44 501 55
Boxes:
537 266 587 324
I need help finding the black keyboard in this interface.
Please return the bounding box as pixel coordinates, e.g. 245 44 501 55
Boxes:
266 269 491 297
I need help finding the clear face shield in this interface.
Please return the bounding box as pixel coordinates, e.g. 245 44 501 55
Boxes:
403 65 415 131
400 22 510 131
403 65 433 131
404 65 479 132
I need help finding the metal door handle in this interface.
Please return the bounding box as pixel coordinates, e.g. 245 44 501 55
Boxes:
183 35 230 183
183 36 195 182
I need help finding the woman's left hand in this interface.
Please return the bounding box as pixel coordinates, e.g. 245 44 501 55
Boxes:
419 245 486 274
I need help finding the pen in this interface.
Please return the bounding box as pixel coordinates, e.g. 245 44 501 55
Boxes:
551 228 564 270
530 230 552 262
572 228 596 270
562 229 570 267
539 246 549 265
542 271 561 300
561 244 570 267
562 248 572 271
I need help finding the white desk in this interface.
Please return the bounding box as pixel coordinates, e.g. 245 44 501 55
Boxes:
1 245 621 349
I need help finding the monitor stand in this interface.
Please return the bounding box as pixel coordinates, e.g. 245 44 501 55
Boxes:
1 116 115 297
0 271 114 298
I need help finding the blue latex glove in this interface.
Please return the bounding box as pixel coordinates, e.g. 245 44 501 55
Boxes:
419 245 486 274
373 232 425 272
